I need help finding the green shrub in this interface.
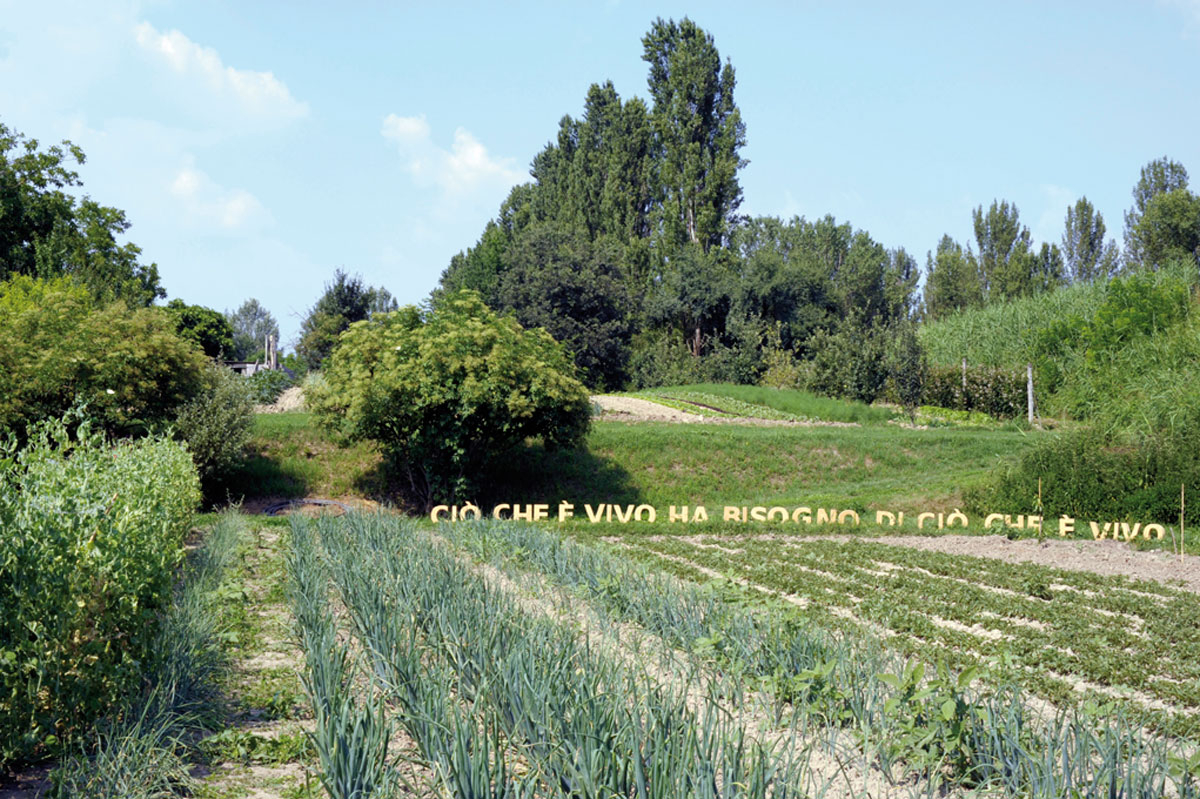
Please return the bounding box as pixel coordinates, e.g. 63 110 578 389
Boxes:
173 364 255 488
0 415 200 766
967 407 1200 523
1040 268 1199 422
628 328 705 388
804 317 888 404
245 368 295 404
0 276 209 439
308 290 591 507
922 363 1026 419
759 324 810 390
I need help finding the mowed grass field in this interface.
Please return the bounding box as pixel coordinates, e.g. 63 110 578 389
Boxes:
235 407 1034 535
488 420 1026 534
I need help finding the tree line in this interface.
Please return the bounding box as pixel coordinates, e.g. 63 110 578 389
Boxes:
4 18 1198 399
435 18 1200 395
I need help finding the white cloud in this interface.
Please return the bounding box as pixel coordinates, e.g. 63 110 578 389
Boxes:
169 159 270 231
134 21 308 122
381 113 521 197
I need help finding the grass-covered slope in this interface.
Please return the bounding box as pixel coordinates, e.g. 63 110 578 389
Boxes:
632 383 896 424
233 411 1029 533
924 263 1200 522
920 279 1109 369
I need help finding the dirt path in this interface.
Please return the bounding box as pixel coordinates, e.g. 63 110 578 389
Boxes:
591 395 859 427
664 532 1200 594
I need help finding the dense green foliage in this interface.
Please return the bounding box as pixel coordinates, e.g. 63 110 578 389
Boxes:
1062 197 1120 283
50 513 243 797
935 262 1200 517
296 269 397 370
165 298 234 359
889 320 926 422
173 363 256 488
0 122 163 306
915 363 1026 419
0 275 209 438
971 420 1200 524
308 291 591 506
0 417 200 766
921 275 1107 367
1123 156 1191 264
923 235 983 320
245 367 296 403
495 223 633 390
925 264 1197 421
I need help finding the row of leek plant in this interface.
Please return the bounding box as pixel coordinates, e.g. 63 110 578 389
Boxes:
441 519 1200 798
288 513 395 799
290 511 816 798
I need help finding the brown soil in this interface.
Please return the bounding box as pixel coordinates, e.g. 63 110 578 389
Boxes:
239 496 381 516
789 533 1200 594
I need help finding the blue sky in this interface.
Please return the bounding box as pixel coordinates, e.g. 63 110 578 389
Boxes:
2 1 1198 347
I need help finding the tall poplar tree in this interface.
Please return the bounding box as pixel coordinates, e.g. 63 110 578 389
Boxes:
1062 197 1119 283
972 200 1036 299
1121 157 1200 269
923 235 983 319
642 17 746 251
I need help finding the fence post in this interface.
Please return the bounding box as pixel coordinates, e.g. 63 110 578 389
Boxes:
1027 363 1035 425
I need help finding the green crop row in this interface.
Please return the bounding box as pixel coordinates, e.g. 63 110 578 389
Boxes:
634 536 1200 736
436 519 1200 796
291 512 817 798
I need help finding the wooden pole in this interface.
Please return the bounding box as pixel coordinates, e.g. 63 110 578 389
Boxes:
1182 483 1186 564
1027 363 1035 425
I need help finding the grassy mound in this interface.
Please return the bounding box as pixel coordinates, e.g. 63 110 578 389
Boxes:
634 383 896 424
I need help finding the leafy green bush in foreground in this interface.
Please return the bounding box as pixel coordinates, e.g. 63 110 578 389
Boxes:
0 415 200 767
308 290 590 507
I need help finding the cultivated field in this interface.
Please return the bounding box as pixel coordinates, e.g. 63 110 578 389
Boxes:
282 510 1200 798
102 389 1195 798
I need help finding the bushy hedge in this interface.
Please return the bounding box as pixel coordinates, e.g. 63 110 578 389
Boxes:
0 416 200 766
967 427 1199 524
308 291 591 507
0 276 209 438
923 363 1026 419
